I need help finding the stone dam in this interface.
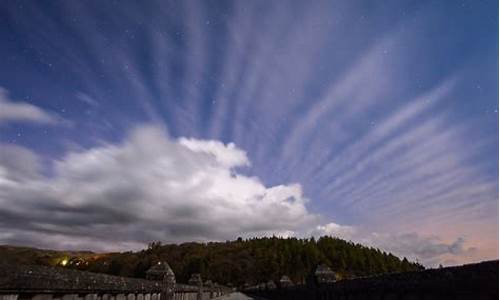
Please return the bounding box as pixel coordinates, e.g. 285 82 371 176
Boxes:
0 260 498 300
245 260 498 300
0 262 230 300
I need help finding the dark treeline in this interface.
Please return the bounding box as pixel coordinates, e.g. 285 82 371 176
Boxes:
0 236 423 287
69 236 423 286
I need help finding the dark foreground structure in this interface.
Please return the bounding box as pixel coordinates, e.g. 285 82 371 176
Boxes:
245 260 499 300
0 262 230 300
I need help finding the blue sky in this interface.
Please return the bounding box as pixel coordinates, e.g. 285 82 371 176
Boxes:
0 0 497 266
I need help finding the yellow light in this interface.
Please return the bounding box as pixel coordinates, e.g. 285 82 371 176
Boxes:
61 259 68 266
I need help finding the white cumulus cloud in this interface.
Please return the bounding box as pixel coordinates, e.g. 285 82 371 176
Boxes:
0 124 317 251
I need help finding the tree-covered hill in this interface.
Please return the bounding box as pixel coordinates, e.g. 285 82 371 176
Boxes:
0 236 423 286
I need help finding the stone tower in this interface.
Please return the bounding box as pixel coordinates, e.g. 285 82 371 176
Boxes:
146 262 176 300
315 264 336 284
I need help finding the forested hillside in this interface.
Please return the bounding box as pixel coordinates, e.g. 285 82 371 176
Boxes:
0 236 423 286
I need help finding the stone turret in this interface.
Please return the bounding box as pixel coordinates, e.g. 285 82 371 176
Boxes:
266 280 277 290
204 280 213 298
146 262 175 280
279 275 293 288
315 264 336 284
146 262 175 300
188 273 202 286
188 273 203 300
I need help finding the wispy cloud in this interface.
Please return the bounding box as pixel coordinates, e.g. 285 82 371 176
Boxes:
76 92 99 107
0 87 60 125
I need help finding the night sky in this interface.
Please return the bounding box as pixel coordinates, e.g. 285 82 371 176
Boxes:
0 0 498 267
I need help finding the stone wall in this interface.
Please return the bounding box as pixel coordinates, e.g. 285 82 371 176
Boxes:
0 264 228 300
245 260 499 300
